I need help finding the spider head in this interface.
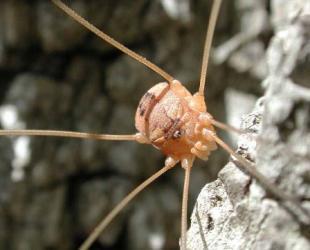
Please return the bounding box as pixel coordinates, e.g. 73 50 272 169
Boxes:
135 80 217 161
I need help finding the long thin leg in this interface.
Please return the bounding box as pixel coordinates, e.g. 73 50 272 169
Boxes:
211 134 310 224
210 119 271 145
0 129 149 143
210 119 244 135
79 157 178 250
198 0 222 96
209 133 299 205
180 157 194 250
51 0 174 83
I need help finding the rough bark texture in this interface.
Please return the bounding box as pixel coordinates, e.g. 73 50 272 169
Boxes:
0 1 308 250
188 1 310 249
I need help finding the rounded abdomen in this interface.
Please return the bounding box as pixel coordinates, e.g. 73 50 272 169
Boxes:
135 81 202 159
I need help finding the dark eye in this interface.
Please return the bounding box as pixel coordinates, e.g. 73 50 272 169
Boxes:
172 130 182 139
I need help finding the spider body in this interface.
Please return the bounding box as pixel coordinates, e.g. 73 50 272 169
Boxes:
135 80 217 161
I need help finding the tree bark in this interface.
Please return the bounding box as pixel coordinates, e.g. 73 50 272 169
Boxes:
187 1 310 249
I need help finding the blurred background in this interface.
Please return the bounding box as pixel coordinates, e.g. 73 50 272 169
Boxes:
0 0 269 249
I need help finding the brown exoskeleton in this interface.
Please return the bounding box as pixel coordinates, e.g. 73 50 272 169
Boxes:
0 0 307 249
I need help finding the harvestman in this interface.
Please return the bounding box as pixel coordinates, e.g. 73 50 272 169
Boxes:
0 0 306 249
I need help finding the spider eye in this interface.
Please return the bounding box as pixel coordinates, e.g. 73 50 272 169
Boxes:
172 130 182 139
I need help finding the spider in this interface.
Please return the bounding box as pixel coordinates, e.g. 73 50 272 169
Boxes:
0 0 306 249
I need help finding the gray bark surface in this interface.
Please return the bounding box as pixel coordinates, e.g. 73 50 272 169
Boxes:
188 1 310 249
